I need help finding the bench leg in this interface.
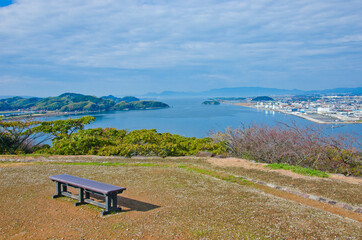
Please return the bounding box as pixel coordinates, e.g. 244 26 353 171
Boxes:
52 182 62 199
74 188 85 206
101 194 121 216
111 194 122 212
85 191 90 199
62 184 67 193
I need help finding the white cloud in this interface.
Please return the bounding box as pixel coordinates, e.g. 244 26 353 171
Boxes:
0 0 361 68
0 0 361 93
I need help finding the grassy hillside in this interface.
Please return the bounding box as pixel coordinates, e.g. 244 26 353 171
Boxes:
0 157 360 239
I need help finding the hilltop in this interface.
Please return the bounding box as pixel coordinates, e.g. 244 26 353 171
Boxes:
0 155 360 239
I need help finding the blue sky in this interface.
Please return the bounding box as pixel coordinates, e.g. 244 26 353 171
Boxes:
0 0 361 97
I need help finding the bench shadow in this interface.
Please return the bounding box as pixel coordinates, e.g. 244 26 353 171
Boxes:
117 196 160 212
89 193 160 212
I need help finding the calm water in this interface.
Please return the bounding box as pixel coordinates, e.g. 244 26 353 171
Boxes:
44 98 361 138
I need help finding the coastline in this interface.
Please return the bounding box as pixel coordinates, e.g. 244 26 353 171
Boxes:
0 111 85 120
228 102 360 125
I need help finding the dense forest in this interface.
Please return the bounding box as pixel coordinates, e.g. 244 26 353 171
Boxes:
0 93 169 112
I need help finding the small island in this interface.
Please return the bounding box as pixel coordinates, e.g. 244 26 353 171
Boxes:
0 93 169 118
202 100 220 105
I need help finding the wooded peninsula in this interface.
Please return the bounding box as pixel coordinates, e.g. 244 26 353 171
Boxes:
0 93 169 114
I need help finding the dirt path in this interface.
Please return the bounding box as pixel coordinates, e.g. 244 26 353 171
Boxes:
207 157 362 185
252 181 362 223
0 162 35 168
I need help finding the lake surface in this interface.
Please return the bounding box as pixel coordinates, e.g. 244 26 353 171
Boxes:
44 98 361 138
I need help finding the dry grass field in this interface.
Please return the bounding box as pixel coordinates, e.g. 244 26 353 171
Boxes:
0 156 361 239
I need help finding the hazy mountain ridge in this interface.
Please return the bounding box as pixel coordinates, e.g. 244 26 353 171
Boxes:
144 87 362 98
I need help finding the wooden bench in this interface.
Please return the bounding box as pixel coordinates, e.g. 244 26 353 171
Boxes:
49 174 126 216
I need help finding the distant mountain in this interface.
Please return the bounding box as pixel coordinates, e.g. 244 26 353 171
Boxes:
309 87 362 95
0 97 42 110
0 95 34 99
0 93 169 112
202 87 303 97
144 87 361 98
0 96 16 100
145 91 192 97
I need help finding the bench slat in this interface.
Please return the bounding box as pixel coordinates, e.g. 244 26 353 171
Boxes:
49 174 126 195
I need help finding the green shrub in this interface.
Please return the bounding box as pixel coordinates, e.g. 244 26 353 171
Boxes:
266 163 329 178
39 128 227 157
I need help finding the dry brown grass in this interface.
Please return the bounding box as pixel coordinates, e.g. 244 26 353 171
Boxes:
0 162 361 239
1 155 361 205
211 165 362 206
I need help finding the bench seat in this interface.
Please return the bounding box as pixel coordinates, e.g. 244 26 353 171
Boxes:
50 174 126 194
49 174 126 216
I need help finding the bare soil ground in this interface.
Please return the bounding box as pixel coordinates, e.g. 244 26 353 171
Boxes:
0 156 361 239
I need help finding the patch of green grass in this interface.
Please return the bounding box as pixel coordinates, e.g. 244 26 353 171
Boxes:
266 163 329 178
222 175 238 183
17 153 52 157
177 164 186 169
132 162 167 167
191 229 211 237
34 161 169 168
36 161 121 166
178 165 220 178
178 165 253 186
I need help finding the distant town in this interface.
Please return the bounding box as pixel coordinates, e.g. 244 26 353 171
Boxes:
215 95 362 124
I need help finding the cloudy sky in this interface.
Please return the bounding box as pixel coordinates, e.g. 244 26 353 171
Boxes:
0 0 361 97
